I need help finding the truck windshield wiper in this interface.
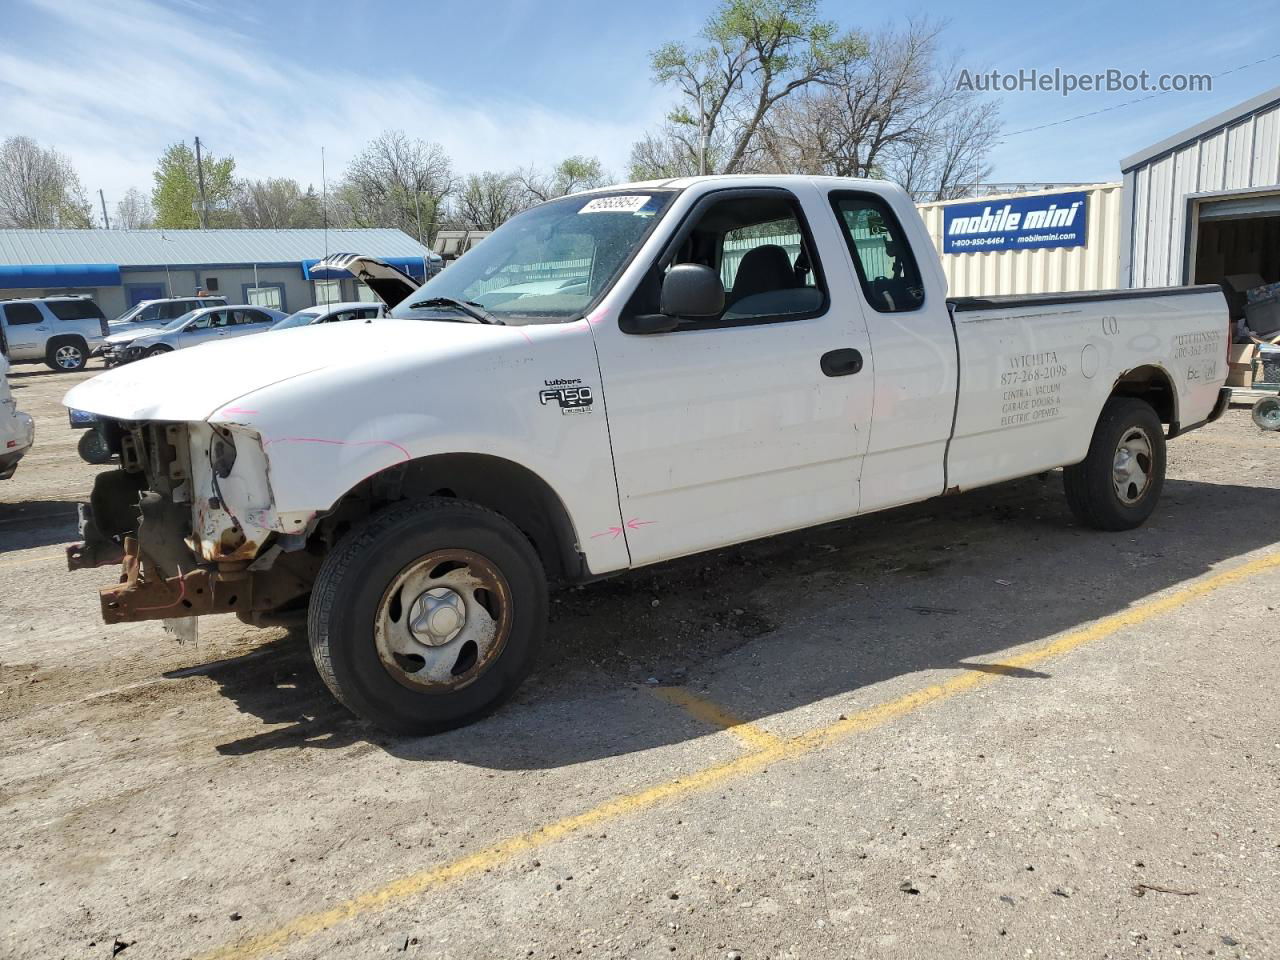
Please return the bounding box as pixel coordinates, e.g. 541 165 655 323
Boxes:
407 297 504 325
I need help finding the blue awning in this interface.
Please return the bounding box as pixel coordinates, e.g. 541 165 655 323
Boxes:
301 256 430 280
0 263 121 289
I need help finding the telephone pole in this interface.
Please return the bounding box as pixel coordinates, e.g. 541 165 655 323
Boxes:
98 189 110 230
194 136 209 229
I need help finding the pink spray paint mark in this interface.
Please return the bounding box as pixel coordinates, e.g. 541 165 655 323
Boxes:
262 436 412 461
219 406 258 417
590 518 656 540
586 307 611 328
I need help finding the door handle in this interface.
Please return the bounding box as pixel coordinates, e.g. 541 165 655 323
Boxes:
820 348 863 377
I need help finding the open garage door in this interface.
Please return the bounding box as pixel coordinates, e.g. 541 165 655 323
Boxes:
1193 190 1280 336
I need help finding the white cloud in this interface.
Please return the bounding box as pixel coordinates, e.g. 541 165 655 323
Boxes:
0 0 666 204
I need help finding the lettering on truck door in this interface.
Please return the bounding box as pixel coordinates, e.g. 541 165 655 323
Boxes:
593 184 875 566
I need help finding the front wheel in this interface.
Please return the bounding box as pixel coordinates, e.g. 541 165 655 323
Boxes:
145 346 171 359
1063 397 1166 531
308 499 547 734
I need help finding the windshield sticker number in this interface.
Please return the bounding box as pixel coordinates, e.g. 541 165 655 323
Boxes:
579 195 651 215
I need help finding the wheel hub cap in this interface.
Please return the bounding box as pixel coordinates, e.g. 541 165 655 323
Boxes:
1112 428 1153 505
373 549 511 692
408 587 466 646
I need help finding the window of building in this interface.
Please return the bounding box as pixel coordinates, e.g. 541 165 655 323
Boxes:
355 281 376 303
313 280 341 306
829 193 926 313
247 286 284 310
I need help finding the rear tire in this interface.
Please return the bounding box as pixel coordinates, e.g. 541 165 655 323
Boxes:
45 339 87 372
1063 397 1166 531
308 498 547 735
1252 396 1280 431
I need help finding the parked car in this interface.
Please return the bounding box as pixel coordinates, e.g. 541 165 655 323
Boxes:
271 301 385 332
118 305 286 362
0 295 108 371
108 296 227 333
100 296 231 365
64 175 1231 734
0 355 35 479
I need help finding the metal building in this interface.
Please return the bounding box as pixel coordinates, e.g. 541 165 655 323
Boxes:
1121 84 1280 289
917 183 1123 297
0 228 437 319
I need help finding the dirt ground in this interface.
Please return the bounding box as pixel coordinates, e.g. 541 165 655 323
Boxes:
2 361 1278 960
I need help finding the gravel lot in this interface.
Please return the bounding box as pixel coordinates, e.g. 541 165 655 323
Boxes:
2 361 1278 960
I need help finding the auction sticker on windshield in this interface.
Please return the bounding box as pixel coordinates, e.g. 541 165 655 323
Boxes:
579 195 652 214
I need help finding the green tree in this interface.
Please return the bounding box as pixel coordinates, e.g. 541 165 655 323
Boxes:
634 0 865 177
151 141 237 228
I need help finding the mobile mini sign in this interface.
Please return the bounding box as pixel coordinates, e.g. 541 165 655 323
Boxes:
942 191 1088 254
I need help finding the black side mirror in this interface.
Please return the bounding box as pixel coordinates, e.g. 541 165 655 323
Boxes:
661 263 724 318
619 263 726 335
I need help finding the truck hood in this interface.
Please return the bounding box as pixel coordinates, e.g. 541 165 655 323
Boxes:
105 325 163 345
307 253 421 307
63 319 507 422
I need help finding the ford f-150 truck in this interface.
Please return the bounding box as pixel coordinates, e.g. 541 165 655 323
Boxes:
62 175 1231 733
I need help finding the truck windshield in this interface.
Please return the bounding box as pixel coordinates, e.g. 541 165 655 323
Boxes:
391 190 677 324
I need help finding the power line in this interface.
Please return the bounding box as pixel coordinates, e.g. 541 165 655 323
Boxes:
999 52 1280 140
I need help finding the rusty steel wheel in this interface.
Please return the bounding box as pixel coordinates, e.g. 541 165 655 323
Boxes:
309 498 547 734
374 549 512 693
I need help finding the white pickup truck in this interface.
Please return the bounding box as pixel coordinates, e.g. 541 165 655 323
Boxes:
64 175 1231 733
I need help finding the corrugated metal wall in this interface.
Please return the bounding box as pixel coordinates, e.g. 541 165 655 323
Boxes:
1123 97 1280 287
915 183 1122 297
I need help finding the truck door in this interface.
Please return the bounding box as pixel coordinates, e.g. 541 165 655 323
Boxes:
592 184 876 566
827 190 959 512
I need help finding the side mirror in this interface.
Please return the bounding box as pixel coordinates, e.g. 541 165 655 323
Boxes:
661 263 724 318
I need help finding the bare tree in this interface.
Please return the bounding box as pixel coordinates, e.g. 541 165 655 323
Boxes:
517 156 610 202
0 136 93 228
639 0 865 176
755 19 1000 197
452 171 532 230
113 187 154 229
332 130 454 242
233 178 324 228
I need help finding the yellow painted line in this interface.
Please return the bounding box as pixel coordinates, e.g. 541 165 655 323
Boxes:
201 549 1280 960
649 685 783 749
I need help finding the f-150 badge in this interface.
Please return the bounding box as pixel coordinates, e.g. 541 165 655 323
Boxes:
540 378 593 415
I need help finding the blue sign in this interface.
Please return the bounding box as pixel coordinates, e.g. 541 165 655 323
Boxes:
942 191 1088 254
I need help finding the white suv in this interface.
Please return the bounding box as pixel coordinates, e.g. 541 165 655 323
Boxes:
0 296 109 372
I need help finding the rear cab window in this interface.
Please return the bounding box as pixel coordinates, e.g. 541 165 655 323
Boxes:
829 192 926 313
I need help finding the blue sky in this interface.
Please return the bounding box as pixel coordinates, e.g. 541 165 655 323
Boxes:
1 0 1277 207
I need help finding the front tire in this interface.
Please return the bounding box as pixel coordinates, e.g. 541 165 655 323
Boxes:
145 346 171 359
308 498 547 734
77 429 114 464
1063 397 1166 531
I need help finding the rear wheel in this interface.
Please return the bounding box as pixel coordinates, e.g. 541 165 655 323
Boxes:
45 339 87 371
1252 396 1280 431
308 498 547 734
1063 397 1166 530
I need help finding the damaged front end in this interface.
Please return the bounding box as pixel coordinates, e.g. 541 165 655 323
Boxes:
69 420 320 626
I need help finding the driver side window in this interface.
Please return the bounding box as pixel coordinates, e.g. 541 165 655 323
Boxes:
644 191 827 329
